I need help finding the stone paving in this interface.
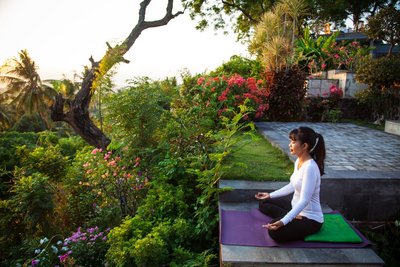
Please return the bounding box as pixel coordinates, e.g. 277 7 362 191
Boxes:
255 122 400 172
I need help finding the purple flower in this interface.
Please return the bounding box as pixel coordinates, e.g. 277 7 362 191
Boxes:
31 259 39 266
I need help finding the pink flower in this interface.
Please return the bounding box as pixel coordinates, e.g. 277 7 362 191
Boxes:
197 77 205 85
321 63 326 70
31 259 40 266
334 54 339 59
107 160 117 167
58 251 71 263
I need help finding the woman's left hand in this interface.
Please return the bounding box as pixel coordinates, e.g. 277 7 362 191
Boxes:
262 220 284 231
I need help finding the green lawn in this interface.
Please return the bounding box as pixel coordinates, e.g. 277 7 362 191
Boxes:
221 131 293 181
340 119 385 131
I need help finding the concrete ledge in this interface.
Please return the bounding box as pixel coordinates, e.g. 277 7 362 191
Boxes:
221 245 384 266
385 120 400 136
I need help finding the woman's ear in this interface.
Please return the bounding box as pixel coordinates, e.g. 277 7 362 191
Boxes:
303 143 309 151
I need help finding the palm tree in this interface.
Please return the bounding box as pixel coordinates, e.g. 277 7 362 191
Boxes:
0 50 56 127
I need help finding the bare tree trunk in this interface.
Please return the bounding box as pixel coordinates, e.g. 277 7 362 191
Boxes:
50 0 183 149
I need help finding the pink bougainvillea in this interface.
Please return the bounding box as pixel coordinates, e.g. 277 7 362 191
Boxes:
196 74 270 120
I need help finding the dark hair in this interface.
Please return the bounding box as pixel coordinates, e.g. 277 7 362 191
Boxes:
289 127 326 175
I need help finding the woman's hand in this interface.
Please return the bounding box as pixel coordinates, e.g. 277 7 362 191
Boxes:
262 220 284 231
255 192 270 200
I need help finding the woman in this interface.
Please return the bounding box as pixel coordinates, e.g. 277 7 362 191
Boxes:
255 127 326 242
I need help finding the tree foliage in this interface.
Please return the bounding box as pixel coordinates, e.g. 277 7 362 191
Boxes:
184 0 399 40
366 5 400 56
183 0 278 40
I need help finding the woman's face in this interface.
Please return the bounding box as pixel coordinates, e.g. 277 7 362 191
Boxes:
289 139 307 157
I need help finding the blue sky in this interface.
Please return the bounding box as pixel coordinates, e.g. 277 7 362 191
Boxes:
0 0 249 86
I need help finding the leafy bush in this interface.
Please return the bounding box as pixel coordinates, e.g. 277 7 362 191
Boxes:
265 67 307 121
356 56 400 120
104 78 170 151
20 146 68 181
210 55 263 79
13 173 55 235
58 135 86 159
0 131 37 197
107 183 190 266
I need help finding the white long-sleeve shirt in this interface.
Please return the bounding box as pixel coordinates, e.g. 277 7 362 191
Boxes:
270 158 324 225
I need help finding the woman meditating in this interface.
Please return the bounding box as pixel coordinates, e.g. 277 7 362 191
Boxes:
255 127 326 242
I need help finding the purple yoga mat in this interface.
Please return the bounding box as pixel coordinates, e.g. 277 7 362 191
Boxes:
220 208 371 248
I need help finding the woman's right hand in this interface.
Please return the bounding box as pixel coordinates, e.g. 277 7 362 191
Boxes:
255 192 270 200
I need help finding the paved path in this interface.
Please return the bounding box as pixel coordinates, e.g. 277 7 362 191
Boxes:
256 122 400 173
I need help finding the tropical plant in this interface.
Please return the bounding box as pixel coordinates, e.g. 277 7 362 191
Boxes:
0 50 56 127
249 0 309 71
294 27 339 72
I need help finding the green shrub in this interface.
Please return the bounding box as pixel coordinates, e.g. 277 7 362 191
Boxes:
58 135 86 159
104 78 170 151
131 231 169 266
9 172 55 236
210 55 263 79
0 131 37 197
21 146 68 181
356 56 400 120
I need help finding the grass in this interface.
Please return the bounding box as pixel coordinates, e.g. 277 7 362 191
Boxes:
340 119 385 131
221 131 293 181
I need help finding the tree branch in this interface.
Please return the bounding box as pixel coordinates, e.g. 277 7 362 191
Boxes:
50 0 183 149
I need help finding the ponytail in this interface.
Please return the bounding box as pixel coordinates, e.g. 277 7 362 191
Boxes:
310 133 325 176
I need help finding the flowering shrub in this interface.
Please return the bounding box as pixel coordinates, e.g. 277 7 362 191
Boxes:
327 41 370 71
82 148 148 217
29 227 110 267
329 85 343 98
302 39 370 74
195 74 269 121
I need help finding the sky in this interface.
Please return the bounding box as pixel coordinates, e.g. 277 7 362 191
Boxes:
0 0 249 87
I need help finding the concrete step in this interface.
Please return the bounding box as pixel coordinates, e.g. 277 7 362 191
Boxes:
218 180 385 266
219 180 287 203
